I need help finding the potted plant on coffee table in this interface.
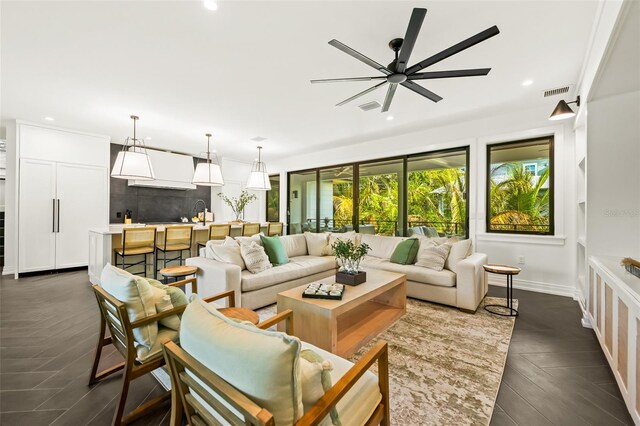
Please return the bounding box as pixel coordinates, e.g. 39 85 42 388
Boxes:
218 190 257 224
332 239 371 285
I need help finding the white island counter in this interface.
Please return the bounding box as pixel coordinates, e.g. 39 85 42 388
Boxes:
88 222 271 284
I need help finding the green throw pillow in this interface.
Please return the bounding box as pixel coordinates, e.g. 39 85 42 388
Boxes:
390 238 420 265
260 235 289 266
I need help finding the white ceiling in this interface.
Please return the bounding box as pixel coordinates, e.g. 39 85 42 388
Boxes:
1 1 598 163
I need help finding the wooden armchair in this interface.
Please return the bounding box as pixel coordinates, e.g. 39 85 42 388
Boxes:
163 309 390 426
90 278 235 426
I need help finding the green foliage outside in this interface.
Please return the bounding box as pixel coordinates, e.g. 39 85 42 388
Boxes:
489 163 550 232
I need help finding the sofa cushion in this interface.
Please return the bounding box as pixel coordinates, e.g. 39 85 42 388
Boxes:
360 234 405 259
301 342 381 426
389 238 420 265
206 237 246 270
445 238 473 273
304 232 330 256
99 263 158 350
361 257 456 287
261 235 290 266
180 298 303 425
241 256 337 292
280 234 308 258
240 242 272 274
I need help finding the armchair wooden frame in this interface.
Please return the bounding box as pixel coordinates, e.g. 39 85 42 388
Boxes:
162 310 389 426
90 278 236 426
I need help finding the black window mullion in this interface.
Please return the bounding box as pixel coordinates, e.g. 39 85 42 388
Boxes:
353 163 359 233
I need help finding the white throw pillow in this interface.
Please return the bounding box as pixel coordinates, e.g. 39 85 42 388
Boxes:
180 298 303 425
99 263 158 350
304 232 330 257
445 238 473 273
240 241 273 274
415 240 452 271
206 237 246 270
280 234 308 258
299 349 340 425
326 231 359 255
235 232 264 246
153 289 181 331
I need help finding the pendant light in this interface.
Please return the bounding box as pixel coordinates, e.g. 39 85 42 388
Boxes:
192 133 224 186
549 96 580 121
246 146 271 190
111 115 155 180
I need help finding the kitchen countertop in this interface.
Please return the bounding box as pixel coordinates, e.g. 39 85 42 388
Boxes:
89 222 273 235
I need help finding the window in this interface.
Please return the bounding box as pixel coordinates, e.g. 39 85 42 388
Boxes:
288 170 316 234
359 159 403 236
319 166 354 232
486 136 554 234
407 148 468 237
266 174 280 222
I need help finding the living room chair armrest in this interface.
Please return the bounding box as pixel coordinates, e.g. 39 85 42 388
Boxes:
167 277 197 294
202 290 236 307
296 341 389 426
130 305 189 329
257 309 294 335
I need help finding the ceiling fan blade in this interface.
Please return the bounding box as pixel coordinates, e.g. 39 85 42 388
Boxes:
381 83 398 112
400 80 443 103
311 76 387 84
396 8 427 73
407 68 492 80
336 81 387 106
406 25 500 75
328 39 392 75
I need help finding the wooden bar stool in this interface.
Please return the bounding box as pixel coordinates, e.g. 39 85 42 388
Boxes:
267 222 283 236
241 222 261 236
156 225 193 279
196 224 231 252
114 227 157 277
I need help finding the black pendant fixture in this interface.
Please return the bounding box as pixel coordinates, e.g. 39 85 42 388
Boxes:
549 96 580 121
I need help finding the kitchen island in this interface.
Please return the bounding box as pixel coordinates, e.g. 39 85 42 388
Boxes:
88 222 271 284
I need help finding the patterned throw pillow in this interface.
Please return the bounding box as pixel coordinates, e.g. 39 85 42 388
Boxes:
240 241 273 274
415 240 452 271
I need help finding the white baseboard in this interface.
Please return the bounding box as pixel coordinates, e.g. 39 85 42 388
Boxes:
488 275 575 298
2 266 15 276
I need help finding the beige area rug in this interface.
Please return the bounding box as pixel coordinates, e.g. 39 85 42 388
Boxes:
258 296 517 426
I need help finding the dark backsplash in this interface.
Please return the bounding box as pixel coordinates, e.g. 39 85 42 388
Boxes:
109 144 211 223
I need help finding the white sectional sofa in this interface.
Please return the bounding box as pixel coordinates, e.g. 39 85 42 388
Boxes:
186 232 488 312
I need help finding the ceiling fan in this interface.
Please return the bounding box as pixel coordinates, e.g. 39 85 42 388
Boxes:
311 8 500 112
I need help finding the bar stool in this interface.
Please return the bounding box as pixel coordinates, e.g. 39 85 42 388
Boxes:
156 225 193 278
267 222 283 236
114 227 157 277
197 224 232 252
241 222 261 236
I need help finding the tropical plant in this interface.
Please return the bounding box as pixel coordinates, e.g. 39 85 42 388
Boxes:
218 190 257 222
332 239 370 274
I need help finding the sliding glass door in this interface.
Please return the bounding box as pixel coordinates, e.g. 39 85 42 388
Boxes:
319 166 354 233
358 158 403 236
407 149 468 237
288 170 316 234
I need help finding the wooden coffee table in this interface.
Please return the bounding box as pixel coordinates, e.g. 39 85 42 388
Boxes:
277 269 406 357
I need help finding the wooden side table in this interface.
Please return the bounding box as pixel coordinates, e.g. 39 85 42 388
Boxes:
219 307 260 325
483 264 520 317
159 265 198 284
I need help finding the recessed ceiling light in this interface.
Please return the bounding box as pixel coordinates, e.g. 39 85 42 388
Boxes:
386 116 394 121
145 136 152 140
203 0 218 11
522 80 533 86
44 116 54 121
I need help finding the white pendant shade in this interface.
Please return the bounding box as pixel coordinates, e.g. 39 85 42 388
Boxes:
111 148 155 180
246 170 271 190
192 162 224 186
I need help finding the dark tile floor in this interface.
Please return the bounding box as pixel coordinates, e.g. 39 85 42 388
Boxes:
0 270 633 425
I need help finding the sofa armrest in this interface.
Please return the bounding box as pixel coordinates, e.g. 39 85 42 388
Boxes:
455 252 488 312
185 257 242 307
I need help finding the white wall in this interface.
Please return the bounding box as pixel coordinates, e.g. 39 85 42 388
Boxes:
272 106 578 297
211 157 265 222
1 120 16 275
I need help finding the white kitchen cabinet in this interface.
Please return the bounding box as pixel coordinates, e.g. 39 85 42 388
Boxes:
16 122 109 275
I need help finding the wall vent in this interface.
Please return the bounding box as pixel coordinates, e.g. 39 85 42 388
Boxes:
543 85 571 97
358 100 381 111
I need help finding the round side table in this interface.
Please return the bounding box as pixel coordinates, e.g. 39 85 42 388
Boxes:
483 264 520 317
219 307 260 325
159 265 198 284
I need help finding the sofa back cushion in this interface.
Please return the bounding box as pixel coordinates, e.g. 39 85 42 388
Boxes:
180 298 303 425
304 232 330 256
279 234 308 258
445 238 473 273
360 234 405 259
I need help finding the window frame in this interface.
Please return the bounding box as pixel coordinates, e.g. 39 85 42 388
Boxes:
485 136 555 236
265 174 280 222
286 146 470 238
